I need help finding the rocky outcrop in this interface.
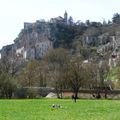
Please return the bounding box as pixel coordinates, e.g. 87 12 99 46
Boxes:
1 21 56 60
1 12 120 62
0 44 13 57
14 21 55 59
0 11 70 60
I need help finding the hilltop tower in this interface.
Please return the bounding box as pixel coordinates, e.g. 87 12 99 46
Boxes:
64 10 68 24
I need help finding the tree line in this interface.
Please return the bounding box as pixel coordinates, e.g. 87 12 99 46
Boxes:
0 48 115 99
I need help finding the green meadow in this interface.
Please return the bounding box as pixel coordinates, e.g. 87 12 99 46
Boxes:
0 99 120 120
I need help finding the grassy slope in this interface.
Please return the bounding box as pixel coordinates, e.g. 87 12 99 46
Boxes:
0 99 120 120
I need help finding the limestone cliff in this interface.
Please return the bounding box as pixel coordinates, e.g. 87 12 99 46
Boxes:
1 12 120 63
0 20 75 60
1 21 57 59
14 21 54 59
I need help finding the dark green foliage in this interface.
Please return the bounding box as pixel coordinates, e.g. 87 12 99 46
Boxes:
53 23 75 48
80 47 97 59
68 16 74 25
112 13 120 24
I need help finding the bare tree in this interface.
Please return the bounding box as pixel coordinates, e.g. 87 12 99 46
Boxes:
45 48 69 98
83 62 98 89
19 60 40 87
0 57 17 98
35 60 47 87
98 60 110 98
67 57 85 98
85 60 110 99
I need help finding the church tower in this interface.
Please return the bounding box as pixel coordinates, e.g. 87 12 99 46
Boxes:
64 10 68 24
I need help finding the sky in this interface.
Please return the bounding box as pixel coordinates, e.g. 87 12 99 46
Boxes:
0 0 120 49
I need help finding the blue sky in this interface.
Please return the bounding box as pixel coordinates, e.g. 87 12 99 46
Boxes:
0 0 120 49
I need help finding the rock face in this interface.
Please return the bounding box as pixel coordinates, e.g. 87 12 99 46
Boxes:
1 11 120 62
1 21 55 60
14 21 54 59
0 44 13 58
0 11 69 60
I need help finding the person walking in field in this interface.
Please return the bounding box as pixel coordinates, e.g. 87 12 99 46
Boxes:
71 94 76 103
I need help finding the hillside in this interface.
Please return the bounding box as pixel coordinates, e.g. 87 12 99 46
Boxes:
1 12 120 98
1 12 120 62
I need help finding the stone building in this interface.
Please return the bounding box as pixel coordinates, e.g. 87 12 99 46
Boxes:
50 11 68 24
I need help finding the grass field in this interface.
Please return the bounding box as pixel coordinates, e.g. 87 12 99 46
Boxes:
0 99 120 120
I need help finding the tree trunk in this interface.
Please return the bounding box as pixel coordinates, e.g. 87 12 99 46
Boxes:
55 87 60 98
59 84 63 99
74 90 78 99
